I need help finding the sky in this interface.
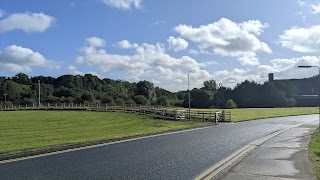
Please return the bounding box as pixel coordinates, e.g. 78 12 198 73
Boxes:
0 0 320 92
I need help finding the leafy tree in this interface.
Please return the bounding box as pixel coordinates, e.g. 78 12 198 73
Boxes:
133 95 149 105
201 79 217 91
115 98 125 105
81 91 94 102
226 99 237 109
157 96 169 106
183 89 210 108
233 80 259 108
13 73 32 85
101 95 114 104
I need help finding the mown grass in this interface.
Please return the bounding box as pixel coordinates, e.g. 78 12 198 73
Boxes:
309 129 320 179
0 110 207 154
175 107 318 122
227 107 318 122
0 107 317 154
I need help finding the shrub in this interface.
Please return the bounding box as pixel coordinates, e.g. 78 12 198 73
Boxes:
226 99 237 109
101 96 114 105
133 95 149 105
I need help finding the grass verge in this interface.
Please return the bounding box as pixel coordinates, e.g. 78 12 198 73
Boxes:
309 129 320 179
228 107 318 122
174 107 318 122
0 110 208 154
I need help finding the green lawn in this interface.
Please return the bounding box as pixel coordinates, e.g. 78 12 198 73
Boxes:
0 107 318 155
309 129 320 179
174 107 318 122
227 107 318 122
0 110 207 154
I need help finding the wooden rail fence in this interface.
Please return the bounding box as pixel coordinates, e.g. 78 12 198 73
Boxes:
0 103 231 122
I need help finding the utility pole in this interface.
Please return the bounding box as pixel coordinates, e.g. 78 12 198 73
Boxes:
4 94 7 109
38 80 41 107
188 74 191 121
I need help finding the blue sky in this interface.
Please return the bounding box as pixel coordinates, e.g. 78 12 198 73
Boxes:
0 0 320 91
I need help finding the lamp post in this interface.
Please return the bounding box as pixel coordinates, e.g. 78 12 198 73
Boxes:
188 74 191 121
298 65 320 129
4 94 7 109
38 80 41 107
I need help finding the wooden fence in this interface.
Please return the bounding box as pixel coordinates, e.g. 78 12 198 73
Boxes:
0 103 231 122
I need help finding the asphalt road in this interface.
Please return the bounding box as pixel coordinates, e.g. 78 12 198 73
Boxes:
0 114 317 180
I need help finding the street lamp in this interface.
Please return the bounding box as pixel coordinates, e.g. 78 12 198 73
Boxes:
188 74 191 121
4 94 7 109
38 80 41 107
298 65 320 129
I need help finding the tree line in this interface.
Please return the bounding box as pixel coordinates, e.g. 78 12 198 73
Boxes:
0 73 317 108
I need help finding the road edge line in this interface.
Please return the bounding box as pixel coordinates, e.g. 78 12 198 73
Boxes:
195 123 304 180
0 125 216 163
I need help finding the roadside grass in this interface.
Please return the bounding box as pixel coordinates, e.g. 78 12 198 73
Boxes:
0 107 317 155
227 107 318 122
174 107 318 122
309 129 320 179
0 110 208 154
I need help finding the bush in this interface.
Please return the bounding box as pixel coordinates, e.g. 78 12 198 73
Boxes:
114 98 125 105
133 95 149 105
101 96 114 105
125 99 136 105
157 96 169 106
226 99 237 109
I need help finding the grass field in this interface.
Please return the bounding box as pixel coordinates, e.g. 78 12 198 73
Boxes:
175 107 318 122
226 107 318 122
0 110 207 154
309 129 320 179
0 107 318 155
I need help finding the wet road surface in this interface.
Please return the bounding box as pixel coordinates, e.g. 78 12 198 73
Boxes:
0 114 317 180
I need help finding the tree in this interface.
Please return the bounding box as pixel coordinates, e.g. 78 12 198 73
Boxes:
13 73 32 85
202 79 217 91
226 99 237 109
115 98 125 105
81 91 94 102
133 95 149 105
136 81 156 101
157 96 169 107
101 95 114 105
233 80 260 108
183 89 210 108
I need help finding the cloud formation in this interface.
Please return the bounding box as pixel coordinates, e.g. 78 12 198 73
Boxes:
101 0 142 10
0 45 59 73
174 18 271 65
214 56 320 87
167 36 188 52
279 25 320 53
76 37 212 91
311 3 320 14
0 12 55 33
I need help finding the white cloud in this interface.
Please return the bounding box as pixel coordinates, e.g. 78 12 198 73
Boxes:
0 10 4 18
310 4 320 14
0 45 59 73
101 0 142 10
86 37 106 47
67 65 102 78
116 40 138 49
0 12 55 33
167 36 188 52
76 37 211 91
214 56 320 87
279 25 320 53
174 18 271 66
298 0 307 7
